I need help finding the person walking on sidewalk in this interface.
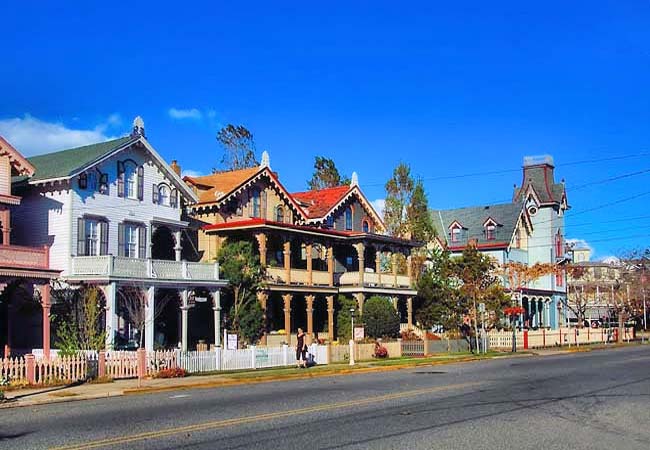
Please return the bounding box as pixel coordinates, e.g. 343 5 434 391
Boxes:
296 328 307 368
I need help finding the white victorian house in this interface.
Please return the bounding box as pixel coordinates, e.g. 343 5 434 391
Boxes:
11 118 227 352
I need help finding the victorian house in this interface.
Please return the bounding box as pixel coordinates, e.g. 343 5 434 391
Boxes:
432 155 569 329
11 118 227 353
185 153 420 344
0 137 59 358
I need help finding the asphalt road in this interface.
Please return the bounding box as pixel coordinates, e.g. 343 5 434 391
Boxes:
2 346 650 450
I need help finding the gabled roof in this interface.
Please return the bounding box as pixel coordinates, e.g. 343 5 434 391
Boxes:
0 136 35 176
22 133 197 202
291 186 350 218
185 167 260 204
432 202 526 248
27 136 134 182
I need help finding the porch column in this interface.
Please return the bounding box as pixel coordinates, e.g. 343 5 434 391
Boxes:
306 243 313 286
407 296 413 329
305 294 315 344
40 283 51 360
391 252 398 288
407 255 413 284
355 243 365 285
282 293 292 345
145 286 155 352
104 282 118 350
326 295 335 341
375 250 382 285
146 223 153 259
212 290 221 347
257 291 269 345
255 232 267 266
180 289 189 352
1 209 10 244
327 245 334 287
391 296 398 310
354 293 365 316
174 230 182 262
283 240 291 284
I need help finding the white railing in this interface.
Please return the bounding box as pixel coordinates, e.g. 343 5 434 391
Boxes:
71 256 220 281
339 271 412 289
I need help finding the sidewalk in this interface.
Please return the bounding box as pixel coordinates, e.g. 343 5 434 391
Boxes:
0 353 504 409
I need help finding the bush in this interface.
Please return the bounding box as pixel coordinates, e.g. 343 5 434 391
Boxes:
374 345 389 358
154 367 187 378
362 296 400 339
336 295 358 341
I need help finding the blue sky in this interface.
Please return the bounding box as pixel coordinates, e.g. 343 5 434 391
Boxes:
2 1 649 259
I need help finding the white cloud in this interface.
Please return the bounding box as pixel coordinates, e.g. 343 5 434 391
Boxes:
566 238 593 252
181 169 205 179
168 108 202 120
0 114 120 156
371 198 386 218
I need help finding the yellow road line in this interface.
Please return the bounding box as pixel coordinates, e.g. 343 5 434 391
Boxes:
51 381 483 450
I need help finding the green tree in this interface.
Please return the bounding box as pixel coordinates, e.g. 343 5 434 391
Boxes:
415 249 460 331
54 286 106 356
336 295 358 341
384 163 414 238
407 179 435 242
361 296 400 338
217 240 265 344
307 156 350 190
215 124 259 171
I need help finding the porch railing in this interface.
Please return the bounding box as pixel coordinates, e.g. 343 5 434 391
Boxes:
0 244 49 269
339 271 412 289
70 256 220 281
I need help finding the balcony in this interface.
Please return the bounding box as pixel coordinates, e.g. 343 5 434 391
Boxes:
0 244 49 269
71 256 220 282
339 271 412 289
265 266 412 290
266 267 331 286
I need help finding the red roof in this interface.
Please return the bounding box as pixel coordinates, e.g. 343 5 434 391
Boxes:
291 186 351 219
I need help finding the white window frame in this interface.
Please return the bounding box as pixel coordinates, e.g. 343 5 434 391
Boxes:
158 185 171 207
124 162 138 199
85 219 100 256
124 224 139 258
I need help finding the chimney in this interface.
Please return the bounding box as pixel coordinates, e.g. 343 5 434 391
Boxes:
170 160 181 176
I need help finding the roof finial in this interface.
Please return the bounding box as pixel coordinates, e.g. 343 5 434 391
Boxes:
350 171 359 187
260 150 270 169
131 116 145 137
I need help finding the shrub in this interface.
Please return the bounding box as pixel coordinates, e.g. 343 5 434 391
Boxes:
362 296 400 339
155 367 187 378
336 295 358 341
425 331 441 340
400 330 420 341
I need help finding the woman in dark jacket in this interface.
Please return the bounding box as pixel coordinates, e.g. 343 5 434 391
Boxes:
296 328 307 368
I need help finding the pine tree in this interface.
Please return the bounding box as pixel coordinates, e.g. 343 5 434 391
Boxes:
384 163 414 238
215 124 259 172
307 156 350 190
407 179 435 242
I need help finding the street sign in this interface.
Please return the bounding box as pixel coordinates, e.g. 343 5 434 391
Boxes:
354 326 365 341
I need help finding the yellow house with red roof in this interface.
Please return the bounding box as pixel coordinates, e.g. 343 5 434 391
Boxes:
185 153 420 344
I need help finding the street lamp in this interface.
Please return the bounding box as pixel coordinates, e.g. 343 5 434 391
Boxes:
349 308 355 366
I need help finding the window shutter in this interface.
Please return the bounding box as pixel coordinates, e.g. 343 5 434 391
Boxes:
152 184 159 204
117 162 125 198
79 173 88 190
138 226 147 259
248 194 253 217
99 221 109 255
170 189 178 208
118 223 125 257
137 166 144 200
261 190 267 219
77 218 86 256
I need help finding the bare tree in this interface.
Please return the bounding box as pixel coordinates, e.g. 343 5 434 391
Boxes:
118 284 173 349
565 265 593 328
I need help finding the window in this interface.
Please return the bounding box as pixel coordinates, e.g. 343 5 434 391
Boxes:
362 220 370 233
515 229 521 248
119 223 146 258
77 218 108 256
345 207 353 230
78 173 87 190
158 185 170 206
555 231 563 259
451 226 461 243
485 224 496 240
326 216 334 229
87 172 97 191
99 173 109 195
118 160 143 200
251 190 261 218
555 269 564 287
276 206 285 223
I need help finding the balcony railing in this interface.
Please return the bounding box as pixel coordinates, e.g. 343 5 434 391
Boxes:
266 267 331 286
0 244 49 269
339 271 412 289
265 266 411 289
71 256 220 281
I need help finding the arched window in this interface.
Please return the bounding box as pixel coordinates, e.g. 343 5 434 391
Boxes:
275 206 285 223
362 220 370 233
124 161 137 199
251 189 261 218
158 185 170 206
345 207 353 230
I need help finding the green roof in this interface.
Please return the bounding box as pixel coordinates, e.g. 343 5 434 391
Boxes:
27 136 133 182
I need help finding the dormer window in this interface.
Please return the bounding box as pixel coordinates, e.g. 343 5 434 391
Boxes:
450 225 462 243
276 205 285 223
483 218 498 241
345 207 353 230
362 219 370 233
